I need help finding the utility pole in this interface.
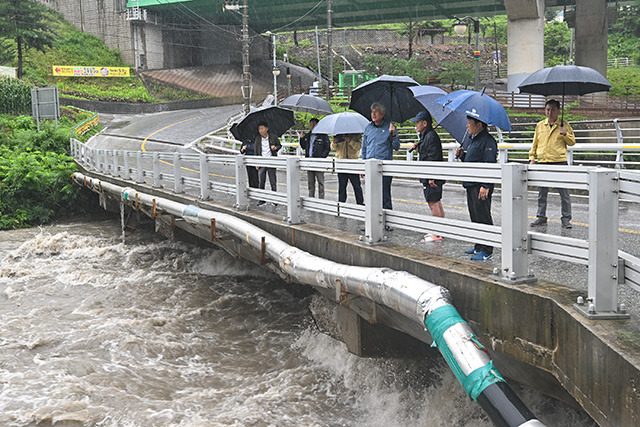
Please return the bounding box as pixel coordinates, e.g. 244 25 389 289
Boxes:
241 0 251 114
326 0 333 99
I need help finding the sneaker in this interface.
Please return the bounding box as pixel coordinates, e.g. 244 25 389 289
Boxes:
464 248 479 255
257 201 266 206
384 225 394 232
530 217 547 227
471 251 493 261
421 234 443 243
561 218 572 229
270 202 278 207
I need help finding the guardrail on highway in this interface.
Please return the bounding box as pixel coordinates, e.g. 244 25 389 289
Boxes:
71 138 640 320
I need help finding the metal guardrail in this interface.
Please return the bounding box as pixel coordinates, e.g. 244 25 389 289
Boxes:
70 138 640 320
204 117 640 169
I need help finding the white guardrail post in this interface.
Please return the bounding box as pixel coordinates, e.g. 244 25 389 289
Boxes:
199 154 210 200
173 152 183 194
495 163 535 283
112 151 118 177
575 169 629 319
123 151 130 180
614 119 624 167
136 151 144 184
234 154 249 210
285 156 303 224
153 152 161 188
364 159 384 244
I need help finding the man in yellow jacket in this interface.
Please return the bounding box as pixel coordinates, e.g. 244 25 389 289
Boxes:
529 99 576 229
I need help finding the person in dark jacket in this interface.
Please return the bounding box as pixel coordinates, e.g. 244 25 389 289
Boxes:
240 139 259 188
254 121 282 205
410 111 445 242
455 116 497 261
299 118 331 198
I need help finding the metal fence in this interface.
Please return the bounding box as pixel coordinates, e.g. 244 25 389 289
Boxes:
71 137 640 320
205 117 640 169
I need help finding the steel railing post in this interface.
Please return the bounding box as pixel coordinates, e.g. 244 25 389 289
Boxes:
98 150 104 174
498 164 534 283
364 159 384 244
113 151 119 177
200 154 210 200
285 156 303 224
174 152 183 193
123 151 130 180
136 151 144 184
153 152 161 188
614 119 624 168
234 154 249 210
586 169 621 315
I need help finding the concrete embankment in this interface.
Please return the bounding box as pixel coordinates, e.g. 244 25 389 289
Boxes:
78 168 640 427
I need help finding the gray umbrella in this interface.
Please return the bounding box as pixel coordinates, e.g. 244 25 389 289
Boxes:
281 94 334 115
311 112 370 135
349 74 423 123
518 65 612 123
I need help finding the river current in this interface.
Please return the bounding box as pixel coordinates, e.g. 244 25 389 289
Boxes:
0 218 595 426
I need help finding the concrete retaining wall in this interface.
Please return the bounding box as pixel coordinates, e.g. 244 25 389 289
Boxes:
60 95 243 114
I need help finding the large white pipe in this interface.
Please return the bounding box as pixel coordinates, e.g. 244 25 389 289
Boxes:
73 172 543 426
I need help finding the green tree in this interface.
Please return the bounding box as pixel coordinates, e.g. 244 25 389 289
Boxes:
439 61 474 90
608 5 640 61
0 0 56 78
544 20 571 66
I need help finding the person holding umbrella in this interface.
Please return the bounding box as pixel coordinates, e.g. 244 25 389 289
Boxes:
299 118 331 199
529 99 576 229
455 116 497 261
410 110 445 243
254 121 282 206
332 133 364 205
361 102 400 224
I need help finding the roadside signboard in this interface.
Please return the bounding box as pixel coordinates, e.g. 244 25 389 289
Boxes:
31 87 60 131
52 66 130 77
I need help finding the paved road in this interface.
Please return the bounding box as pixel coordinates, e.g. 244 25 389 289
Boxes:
88 106 640 310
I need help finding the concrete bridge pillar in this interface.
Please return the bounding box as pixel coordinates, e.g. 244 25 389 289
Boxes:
504 0 545 92
574 0 607 77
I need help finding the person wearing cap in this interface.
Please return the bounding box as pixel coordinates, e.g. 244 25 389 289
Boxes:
410 110 445 242
529 99 576 229
454 116 497 261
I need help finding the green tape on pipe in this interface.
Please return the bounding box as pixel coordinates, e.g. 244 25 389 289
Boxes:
425 305 505 401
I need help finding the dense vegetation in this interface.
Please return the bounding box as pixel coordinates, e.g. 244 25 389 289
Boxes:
0 110 97 230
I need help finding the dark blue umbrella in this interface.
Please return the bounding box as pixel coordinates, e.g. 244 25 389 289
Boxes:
311 112 370 135
410 85 469 143
434 89 512 133
281 94 334 115
349 75 423 123
230 105 295 141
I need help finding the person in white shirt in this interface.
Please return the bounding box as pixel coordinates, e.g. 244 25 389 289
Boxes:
253 121 282 205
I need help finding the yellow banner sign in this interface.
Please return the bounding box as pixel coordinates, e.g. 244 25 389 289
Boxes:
52 66 130 77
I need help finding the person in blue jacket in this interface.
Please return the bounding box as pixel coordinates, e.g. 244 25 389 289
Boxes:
361 102 400 229
455 116 497 261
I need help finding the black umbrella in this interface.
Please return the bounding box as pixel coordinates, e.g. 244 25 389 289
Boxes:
281 94 334 115
230 105 295 141
518 65 612 123
349 74 423 123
